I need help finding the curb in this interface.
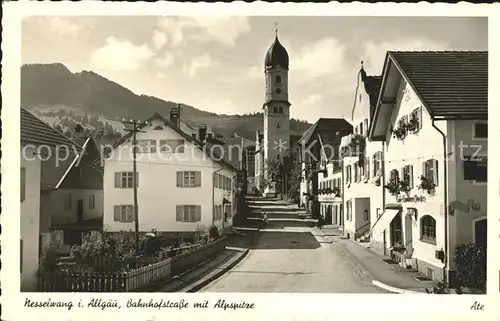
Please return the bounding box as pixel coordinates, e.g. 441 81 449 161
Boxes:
372 280 425 294
183 248 250 293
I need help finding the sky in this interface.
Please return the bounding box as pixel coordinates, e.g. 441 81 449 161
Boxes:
22 16 487 123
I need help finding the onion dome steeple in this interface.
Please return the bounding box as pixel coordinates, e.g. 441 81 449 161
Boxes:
264 24 289 70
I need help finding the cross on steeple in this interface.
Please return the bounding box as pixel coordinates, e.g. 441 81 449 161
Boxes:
274 22 279 37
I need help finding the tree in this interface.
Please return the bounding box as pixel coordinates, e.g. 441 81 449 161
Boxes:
264 151 301 202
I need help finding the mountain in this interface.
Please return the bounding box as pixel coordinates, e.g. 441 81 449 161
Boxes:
21 63 311 141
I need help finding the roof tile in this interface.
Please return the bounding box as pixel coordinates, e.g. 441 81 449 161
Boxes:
389 51 488 119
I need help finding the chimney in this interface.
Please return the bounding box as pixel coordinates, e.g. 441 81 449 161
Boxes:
198 124 208 144
207 133 213 141
74 124 85 138
170 106 181 128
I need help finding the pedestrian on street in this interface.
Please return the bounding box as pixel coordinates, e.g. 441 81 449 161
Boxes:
262 211 268 227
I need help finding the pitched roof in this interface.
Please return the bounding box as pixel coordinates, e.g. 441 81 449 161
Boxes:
388 51 488 119
21 108 82 151
299 118 353 145
56 137 103 190
102 112 239 172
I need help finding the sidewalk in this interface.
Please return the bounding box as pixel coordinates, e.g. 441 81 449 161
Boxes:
155 232 256 292
156 247 248 292
318 226 438 293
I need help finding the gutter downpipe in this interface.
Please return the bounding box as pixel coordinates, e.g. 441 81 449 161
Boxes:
432 120 448 284
381 141 386 210
341 156 345 235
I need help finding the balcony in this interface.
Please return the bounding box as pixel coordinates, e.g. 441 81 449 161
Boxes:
340 134 366 157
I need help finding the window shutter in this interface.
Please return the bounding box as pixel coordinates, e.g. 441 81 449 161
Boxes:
422 161 427 179
195 171 201 187
432 159 439 186
113 206 120 221
177 171 183 187
366 158 370 179
409 165 414 189
135 172 139 187
115 172 121 188
417 107 423 130
195 206 201 221
176 205 183 221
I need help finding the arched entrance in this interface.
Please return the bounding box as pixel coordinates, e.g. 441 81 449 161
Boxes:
474 217 487 248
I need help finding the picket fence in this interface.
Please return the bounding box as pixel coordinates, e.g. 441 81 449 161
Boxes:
38 238 225 292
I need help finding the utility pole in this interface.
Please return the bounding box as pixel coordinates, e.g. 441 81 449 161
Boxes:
122 118 147 254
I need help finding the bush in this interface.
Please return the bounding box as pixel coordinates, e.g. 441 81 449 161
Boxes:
453 243 487 291
39 245 60 271
209 225 220 239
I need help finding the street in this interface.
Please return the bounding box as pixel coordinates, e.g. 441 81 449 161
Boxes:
201 227 385 293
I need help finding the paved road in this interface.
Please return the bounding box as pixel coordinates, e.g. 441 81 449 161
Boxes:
201 227 385 293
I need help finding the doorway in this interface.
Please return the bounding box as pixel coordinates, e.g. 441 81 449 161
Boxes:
390 212 403 246
77 199 84 222
474 218 487 248
325 205 332 225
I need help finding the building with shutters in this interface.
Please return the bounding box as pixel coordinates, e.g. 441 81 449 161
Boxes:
340 63 383 241
367 51 488 283
102 110 239 236
20 108 82 291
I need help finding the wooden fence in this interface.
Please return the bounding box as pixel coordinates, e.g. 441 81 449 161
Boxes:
37 238 225 292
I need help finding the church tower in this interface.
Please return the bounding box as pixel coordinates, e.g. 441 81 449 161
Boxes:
263 27 291 166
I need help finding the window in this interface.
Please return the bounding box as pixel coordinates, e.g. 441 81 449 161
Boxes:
89 194 95 209
346 200 352 221
364 157 370 179
21 167 26 202
354 162 359 182
402 165 414 189
390 169 399 182
176 205 201 222
276 88 282 94
420 215 436 244
422 159 439 186
463 156 487 183
410 107 423 132
398 115 409 128
214 205 223 221
359 122 363 137
177 171 201 188
159 139 185 153
115 172 137 188
337 178 341 188
473 121 487 139
373 152 382 176
276 75 282 83
346 165 352 184
136 139 156 153
64 194 72 210
113 205 134 222
278 107 283 114
273 107 278 114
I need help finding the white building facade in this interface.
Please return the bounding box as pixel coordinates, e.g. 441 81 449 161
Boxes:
368 51 488 282
341 66 384 240
103 113 238 236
